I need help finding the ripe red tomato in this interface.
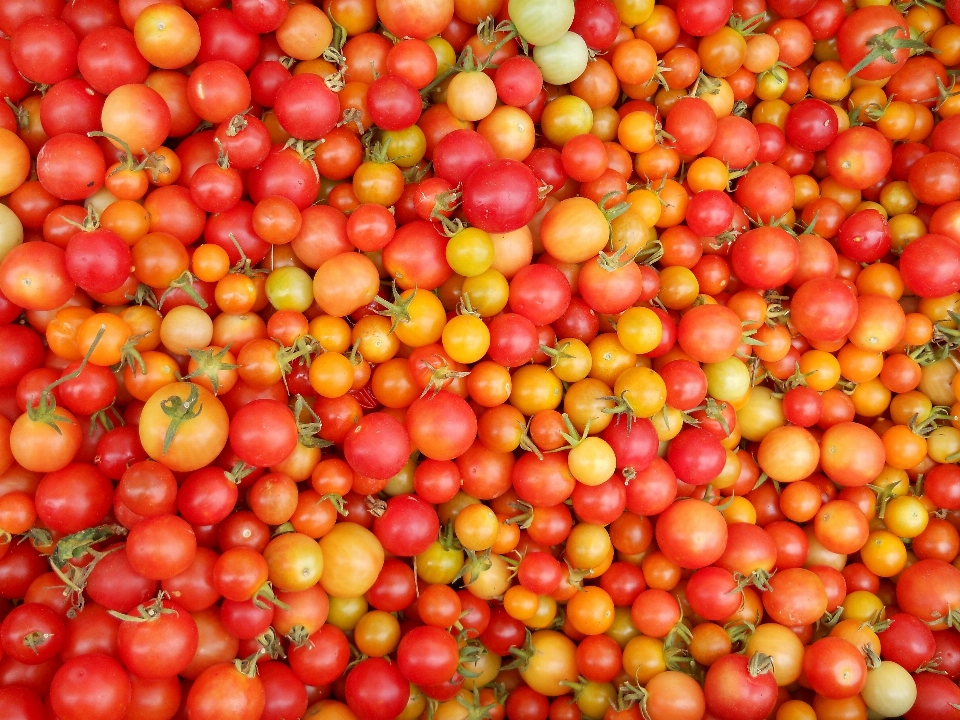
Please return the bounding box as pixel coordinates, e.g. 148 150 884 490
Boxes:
50 653 132 720
703 653 777 720
344 657 409 720
655 498 728 569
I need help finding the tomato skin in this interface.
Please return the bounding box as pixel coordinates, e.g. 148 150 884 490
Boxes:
382 219 453 291
84 547 159 614
825 126 893 191
654 499 728 569
0 242 76 312
101 84 171 154
5 1 960 713
11 16 79 86
762 567 830 627
790 278 859 344
0 602 65 664
0 685 44 720
65 228 133 295
703 653 777 720
730 226 799 290
677 305 743 364
462 159 541 234
273 73 340 141
50 653 132 720
899 233 960 298
229 399 298 468
376 0 454 40
625 457 678 517
803 636 867 699
0 324 44 387
10 407 83 474
513 451 576 508
186 660 265 720
877 612 936 671
344 412 411 480
318 522 385 598
601 416 659 470
36 132 106 201
35 462 113 534
906 672 960 720
665 97 718 156
925 465 960 511
685 567 743 621
406 390 478 462
510 264 572 326
116 598 199 679
488 313 540 368
785 98 838 153
837 6 912 80
372 494 440 557
397 626 459 687
735 164 794 224
434 130 497 187
139 382 229 473
367 74 422 131
819 421 887 488
287 624 350 686
896 559 960 630
344 657 410 720
517 630 579 697
126 514 197 581
837 209 892 264
666 427 726 486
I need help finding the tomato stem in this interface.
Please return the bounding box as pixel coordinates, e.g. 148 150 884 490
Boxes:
600 391 638 431
90 405 125 434
502 629 535 671
504 500 534 529
235 649 267 678
725 618 757 647
183 345 240 395
516 418 543 460
252 582 290 612
455 686 500 720
612 681 648 716
21 631 53 654
820 607 844 628
286 625 312 648
845 26 938 79
728 12 766 36
4 97 27 130
109 591 179 624
455 547 493 585
456 635 486 679
365 495 387 517
256 627 287 659
49 526 127 614
28 324 106 432
87 130 147 172
747 652 775 677
157 270 208 310
224 112 249 137
159 383 203 454
548 413 591 452
318 493 348 515
59 204 101 233
292 394 333 449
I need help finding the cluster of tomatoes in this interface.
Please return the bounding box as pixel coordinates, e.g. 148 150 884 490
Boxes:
3 0 960 718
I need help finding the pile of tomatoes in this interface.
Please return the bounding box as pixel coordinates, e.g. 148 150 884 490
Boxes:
3 0 960 718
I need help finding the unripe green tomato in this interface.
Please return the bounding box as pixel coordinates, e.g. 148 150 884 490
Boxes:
534 31 590 86
265 266 314 311
509 0 575 47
